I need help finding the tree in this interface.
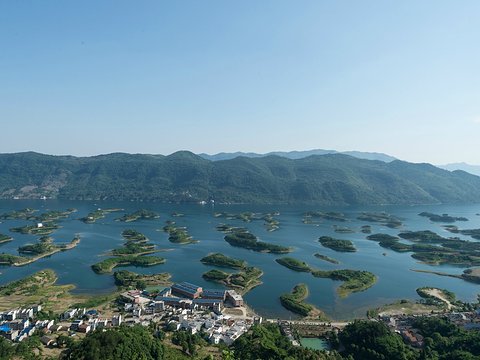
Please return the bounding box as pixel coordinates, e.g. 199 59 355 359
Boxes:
340 320 416 360
65 325 164 360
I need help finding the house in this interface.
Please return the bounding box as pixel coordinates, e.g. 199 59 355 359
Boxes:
401 330 424 348
40 336 54 346
77 324 91 334
49 324 64 332
2 330 19 341
5 310 18 321
70 320 83 331
96 319 109 328
133 308 142 317
112 315 122 327
154 301 165 312
62 309 77 320
226 290 244 307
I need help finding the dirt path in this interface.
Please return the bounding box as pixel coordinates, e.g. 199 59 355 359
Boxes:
425 288 453 309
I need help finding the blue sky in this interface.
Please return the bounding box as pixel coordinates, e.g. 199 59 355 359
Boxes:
1 1 479 164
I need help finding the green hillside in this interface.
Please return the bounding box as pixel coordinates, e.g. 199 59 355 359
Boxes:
0 151 479 204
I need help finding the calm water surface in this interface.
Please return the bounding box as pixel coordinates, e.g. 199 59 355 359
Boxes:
1 200 479 320
300 337 330 351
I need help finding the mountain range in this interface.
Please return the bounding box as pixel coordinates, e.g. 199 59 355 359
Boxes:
1 151 479 205
198 149 397 162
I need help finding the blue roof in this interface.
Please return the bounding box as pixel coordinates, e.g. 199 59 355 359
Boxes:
172 282 201 295
202 289 226 299
203 289 225 295
159 288 171 296
155 296 182 303
20 326 34 336
0 324 11 332
193 299 221 304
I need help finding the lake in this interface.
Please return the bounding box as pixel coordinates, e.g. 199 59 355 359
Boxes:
0 200 479 320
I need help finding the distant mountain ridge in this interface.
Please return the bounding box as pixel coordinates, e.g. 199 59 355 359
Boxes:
439 163 480 177
198 149 397 162
0 151 479 205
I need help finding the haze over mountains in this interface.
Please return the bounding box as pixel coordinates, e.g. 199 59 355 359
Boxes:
1 151 480 205
199 149 397 163
200 150 480 177
439 163 480 177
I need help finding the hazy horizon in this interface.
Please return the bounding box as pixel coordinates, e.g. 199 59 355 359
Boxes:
1 1 479 164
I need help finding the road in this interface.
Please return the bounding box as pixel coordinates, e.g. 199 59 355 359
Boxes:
266 319 350 328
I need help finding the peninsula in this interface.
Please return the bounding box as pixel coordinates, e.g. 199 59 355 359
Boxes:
279 283 328 319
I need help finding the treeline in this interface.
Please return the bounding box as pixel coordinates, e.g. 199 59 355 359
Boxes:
2 317 479 359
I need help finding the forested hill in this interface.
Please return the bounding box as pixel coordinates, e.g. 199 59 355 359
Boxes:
0 151 479 205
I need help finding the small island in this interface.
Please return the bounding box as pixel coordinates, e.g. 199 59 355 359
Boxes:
319 236 356 252
276 257 312 272
398 230 447 243
202 267 263 294
366 233 409 251
113 270 171 288
357 212 402 228
121 229 148 242
36 208 77 222
80 208 123 223
0 233 13 244
366 233 399 242
361 225 372 234
419 212 468 223
366 230 480 266
201 253 262 293
0 208 37 221
279 283 327 319
215 224 241 233
111 241 156 256
224 228 292 254
163 221 198 244
214 211 281 231
412 267 480 284
10 222 60 236
333 225 355 234
18 235 60 255
263 215 280 232
314 253 339 264
93 228 165 274
201 253 247 269
0 235 80 267
117 209 160 222
411 252 480 266
444 226 480 240
91 255 165 274
303 211 347 224
311 269 377 298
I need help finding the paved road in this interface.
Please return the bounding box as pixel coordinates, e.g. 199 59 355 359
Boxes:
266 319 350 328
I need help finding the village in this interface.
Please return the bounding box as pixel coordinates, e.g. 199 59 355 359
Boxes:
0 281 262 348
